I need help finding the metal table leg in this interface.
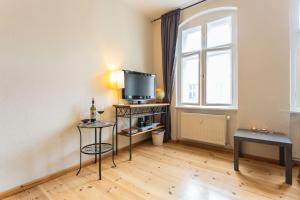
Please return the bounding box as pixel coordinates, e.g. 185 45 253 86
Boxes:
234 137 240 171
129 108 132 161
165 107 168 142
285 144 292 185
99 128 102 180
115 107 118 155
95 128 97 163
279 145 285 166
76 126 82 176
112 125 116 167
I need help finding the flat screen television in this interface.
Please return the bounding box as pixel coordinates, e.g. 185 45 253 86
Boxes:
122 70 156 102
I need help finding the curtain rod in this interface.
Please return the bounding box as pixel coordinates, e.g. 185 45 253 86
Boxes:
151 0 208 23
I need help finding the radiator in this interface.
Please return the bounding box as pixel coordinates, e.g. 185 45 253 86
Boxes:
180 112 227 146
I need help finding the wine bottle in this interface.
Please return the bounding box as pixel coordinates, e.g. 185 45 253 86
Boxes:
90 98 96 122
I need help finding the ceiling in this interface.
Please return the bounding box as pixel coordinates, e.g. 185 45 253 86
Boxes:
120 0 200 19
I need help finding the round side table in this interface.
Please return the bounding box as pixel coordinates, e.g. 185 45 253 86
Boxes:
76 121 116 180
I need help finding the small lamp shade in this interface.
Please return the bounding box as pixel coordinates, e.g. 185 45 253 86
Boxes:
110 70 124 89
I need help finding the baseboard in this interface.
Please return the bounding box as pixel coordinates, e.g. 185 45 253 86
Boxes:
0 138 150 199
0 159 95 199
293 159 300 166
178 140 233 153
177 140 299 166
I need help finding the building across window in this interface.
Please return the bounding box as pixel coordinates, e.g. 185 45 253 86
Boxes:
177 9 237 108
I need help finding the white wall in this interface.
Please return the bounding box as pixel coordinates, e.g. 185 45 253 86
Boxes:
153 0 291 159
0 0 152 192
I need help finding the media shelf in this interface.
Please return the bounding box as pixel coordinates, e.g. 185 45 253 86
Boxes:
114 103 170 160
117 112 166 118
118 125 165 137
115 103 169 118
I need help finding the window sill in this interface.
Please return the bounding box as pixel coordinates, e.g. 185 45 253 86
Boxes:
290 108 300 114
175 105 238 111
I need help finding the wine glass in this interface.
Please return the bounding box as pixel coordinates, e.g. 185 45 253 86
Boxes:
97 106 105 121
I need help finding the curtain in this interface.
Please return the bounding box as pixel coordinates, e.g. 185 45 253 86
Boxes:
161 9 181 142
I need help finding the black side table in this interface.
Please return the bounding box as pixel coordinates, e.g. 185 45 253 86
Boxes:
76 121 116 180
234 129 293 185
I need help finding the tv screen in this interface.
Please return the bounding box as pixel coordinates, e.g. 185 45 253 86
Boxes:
122 70 156 100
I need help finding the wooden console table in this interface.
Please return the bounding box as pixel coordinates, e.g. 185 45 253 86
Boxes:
114 103 170 160
234 129 293 185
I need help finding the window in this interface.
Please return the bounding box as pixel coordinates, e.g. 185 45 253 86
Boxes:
206 49 232 104
291 0 300 111
181 54 199 103
177 10 237 107
207 17 232 48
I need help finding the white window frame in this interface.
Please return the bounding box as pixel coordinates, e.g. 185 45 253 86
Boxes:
179 33 202 105
176 9 238 108
290 0 300 112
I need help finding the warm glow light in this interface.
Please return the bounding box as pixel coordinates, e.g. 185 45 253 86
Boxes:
110 70 124 89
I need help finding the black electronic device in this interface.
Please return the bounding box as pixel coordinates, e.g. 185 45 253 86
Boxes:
122 70 156 103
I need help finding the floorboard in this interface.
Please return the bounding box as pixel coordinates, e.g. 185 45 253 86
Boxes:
4 142 300 200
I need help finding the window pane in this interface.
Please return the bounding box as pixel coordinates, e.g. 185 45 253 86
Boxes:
295 34 300 107
182 26 202 53
299 3 300 29
181 54 199 103
206 49 232 104
207 17 232 48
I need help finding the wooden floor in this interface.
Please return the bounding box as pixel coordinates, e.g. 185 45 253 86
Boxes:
4 142 300 200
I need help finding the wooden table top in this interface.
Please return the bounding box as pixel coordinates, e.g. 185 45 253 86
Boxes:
113 103 170 108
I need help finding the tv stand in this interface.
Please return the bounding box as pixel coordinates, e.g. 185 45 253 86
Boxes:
113 103 170 160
